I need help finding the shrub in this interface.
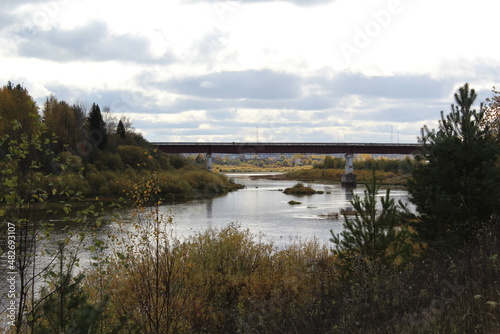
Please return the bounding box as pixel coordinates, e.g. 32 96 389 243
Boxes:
98 151 125 171
283 183 317 195
117 145 149 168
183 170 229 196
57 151 83 173
169 155 187 169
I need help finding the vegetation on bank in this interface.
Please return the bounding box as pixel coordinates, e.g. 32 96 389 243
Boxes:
286 167 411 185
214 154 415 185
214 163 304 173
0 82 238 205
213 154 319 171
91 222 497 334
289 154 416 185
214 155 415 184
213 151 415 184
1 83 499 333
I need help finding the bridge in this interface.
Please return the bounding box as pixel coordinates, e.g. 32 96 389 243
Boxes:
154 142 420 155
154 142 420 186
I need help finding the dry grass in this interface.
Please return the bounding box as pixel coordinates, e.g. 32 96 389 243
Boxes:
79 219 500 334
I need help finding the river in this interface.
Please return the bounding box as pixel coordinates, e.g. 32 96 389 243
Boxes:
112 173 415 247
3 173 414 296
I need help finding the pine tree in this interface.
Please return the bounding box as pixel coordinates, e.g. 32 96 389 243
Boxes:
330 172 411 264
87 103 107 150
29 243 107 333
407 83 500 247
116 119 126 139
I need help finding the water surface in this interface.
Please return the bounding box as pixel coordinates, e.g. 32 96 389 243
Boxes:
151 173 413 247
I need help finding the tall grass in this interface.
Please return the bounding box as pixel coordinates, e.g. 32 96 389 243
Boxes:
286 168 410 185
81 220 500 333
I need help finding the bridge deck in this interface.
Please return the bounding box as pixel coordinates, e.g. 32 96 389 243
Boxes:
154 142 420 155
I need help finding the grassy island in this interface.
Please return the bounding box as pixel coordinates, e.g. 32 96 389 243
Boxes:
283 182 318 195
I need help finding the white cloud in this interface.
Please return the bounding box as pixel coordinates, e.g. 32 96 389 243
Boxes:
0 0 498 143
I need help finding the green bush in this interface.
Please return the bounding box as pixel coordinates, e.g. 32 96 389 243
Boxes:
98 151 125 171
183 170 228 196
86 171 107 196
156 171 192 201
169 155 187 169
117 145 150 169
57 151 84 173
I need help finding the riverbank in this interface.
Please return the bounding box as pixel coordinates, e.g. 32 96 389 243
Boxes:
243 168 410 185
0 168 245 220
285 168 410 185
215 165 308 173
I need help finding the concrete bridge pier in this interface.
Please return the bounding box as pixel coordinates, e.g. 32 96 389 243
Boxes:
341 153 357 187
206 153 213 171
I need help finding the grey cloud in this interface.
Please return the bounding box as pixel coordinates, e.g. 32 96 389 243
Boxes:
0 11 15 30
42 85 151 113
206 109 238 120
353 105 441 123
165 94 333 113
314 73 451 100
134 120 202 130
164 128 241 137
18 21 172 64
160 70 301 100
190 0 335 7
158 71 452 112
2 0 46 10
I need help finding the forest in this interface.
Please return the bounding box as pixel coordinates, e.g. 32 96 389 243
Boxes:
1 82 499 333
0 82 240 205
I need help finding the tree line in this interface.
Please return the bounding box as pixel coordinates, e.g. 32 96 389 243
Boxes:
0 82 238 202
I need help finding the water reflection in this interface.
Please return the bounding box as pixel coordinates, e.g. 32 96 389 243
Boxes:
206 198 213 218
342 186 354 215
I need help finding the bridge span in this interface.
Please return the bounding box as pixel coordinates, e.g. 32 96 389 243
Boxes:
154 142 420 155
154 142 420 186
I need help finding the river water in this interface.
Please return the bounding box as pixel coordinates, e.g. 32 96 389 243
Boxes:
127 173 415 247
4 173 414 297
45 173 414 251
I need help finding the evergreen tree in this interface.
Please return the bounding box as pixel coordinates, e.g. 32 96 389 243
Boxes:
330 173 411 264
87 103 107 150
407 83 500 247
116 119 126 138
29 243 107 333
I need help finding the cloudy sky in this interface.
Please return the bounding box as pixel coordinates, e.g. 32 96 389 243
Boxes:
1 0 498 143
